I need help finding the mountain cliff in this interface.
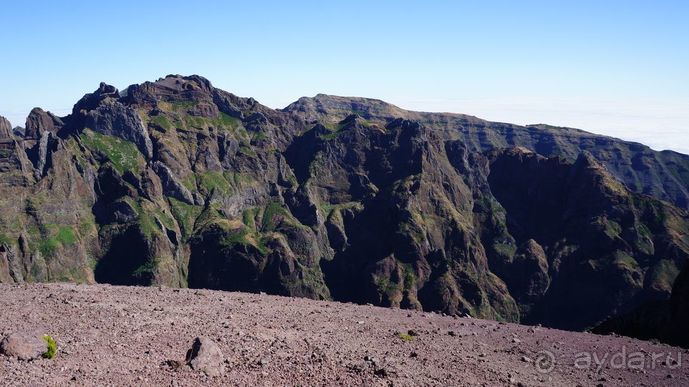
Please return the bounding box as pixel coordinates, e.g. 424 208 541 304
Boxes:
1 75 687 346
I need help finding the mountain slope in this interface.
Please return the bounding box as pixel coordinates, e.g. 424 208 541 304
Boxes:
0 75 687 346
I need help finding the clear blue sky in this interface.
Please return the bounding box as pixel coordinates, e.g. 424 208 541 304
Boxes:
2 1 688 153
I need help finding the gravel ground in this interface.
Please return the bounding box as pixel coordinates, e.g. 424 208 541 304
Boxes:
0 283 687 386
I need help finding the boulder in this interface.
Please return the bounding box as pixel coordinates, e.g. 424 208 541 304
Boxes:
0 333 47 360
185 336 224 377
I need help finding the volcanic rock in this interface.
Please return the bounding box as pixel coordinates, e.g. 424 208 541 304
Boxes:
0 333 47 361
185 336 224 377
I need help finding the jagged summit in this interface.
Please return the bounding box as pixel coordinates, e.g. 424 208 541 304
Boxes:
0 75 687 347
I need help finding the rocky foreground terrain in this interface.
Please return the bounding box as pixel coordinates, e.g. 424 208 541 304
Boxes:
0 283 687 386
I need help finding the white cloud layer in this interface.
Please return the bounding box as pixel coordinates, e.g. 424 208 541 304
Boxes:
395 96 689 155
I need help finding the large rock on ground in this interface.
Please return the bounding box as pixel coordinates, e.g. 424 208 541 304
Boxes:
0 333 47 360
185 336 224 377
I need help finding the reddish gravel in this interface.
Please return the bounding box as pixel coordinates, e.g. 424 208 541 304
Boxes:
0 283 687 386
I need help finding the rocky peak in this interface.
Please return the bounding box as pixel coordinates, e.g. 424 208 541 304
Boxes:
0 116 12 139
71 83 153 159
12 127 25 137
124 74 216 107
24 108 63 139
570 151 629 198
284 94 411 123
72 82 120 114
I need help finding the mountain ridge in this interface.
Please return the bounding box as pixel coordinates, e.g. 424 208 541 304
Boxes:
286 93 689 210
0 74 687 347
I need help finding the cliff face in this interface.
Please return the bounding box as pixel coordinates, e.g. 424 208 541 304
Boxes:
1 75 687 345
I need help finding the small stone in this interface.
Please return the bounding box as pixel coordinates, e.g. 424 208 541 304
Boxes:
448 331 457 337
185 337 224 377
161 359 184 371
407 330 418 337
409 352 418 358
521 356 531 363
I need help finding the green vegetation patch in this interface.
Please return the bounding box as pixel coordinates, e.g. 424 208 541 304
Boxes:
55 226 77 245
594 217 622 239
402 263 415 291
613 251 640 271
150 114 172 130
319 201 363 219
123 198 170 239
648 259 680 292
132 259 158 279
199 171 232 195
261 202 290 232
218 112 243 131
493 241 517 258
36 225 78 258
78 217 97 237
0 232 13 246
319 120 357 140
169 198 202 239
42 335 57 359
80 129 144 174
375 275 399 298
153 102 246 136
219 224 270 256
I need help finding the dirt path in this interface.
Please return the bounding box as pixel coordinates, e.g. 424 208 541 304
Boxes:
0 283 687 386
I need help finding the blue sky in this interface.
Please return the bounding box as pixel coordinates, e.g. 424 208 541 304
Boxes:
1 1 688 153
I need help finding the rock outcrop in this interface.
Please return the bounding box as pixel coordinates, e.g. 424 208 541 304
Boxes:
0 116 13 139
24 108 63 139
